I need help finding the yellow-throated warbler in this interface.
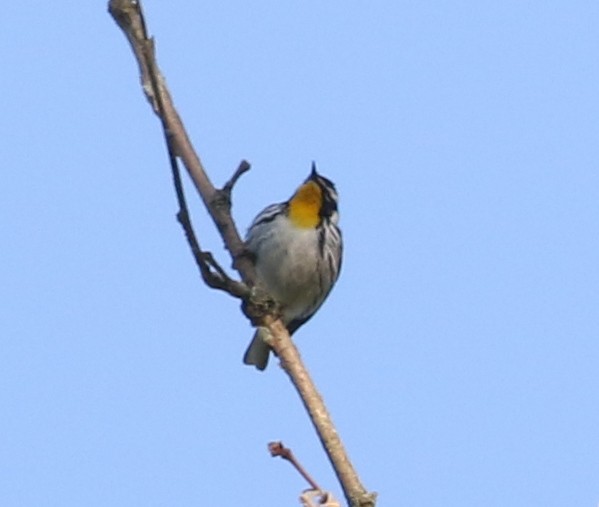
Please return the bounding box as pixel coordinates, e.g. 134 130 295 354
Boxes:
243 162 343 370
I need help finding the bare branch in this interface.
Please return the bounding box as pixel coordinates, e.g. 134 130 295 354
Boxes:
222 159 251 198
269 441 341 506
108 0 256 288
269 441 323 492
109 0 248 299
108 1 376 505
266 321 377 507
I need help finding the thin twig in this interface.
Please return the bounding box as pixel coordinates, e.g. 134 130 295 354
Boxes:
269 441 322 492
222 159 251 197
269 442 342 507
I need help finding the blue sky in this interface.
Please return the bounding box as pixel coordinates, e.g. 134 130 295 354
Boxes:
1 1 598 506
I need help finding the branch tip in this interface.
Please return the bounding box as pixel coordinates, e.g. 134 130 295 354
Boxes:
268 441 322 492
223 160 251 196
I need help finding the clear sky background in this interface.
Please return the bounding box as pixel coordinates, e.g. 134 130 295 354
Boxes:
1 2 598 506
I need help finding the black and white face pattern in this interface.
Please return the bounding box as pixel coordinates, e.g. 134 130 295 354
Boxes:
307 162 339 224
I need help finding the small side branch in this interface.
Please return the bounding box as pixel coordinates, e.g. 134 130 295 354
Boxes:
269 441 341 507
269 441 323 492
223 160 251 197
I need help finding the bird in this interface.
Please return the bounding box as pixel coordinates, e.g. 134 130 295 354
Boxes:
243 162 343 370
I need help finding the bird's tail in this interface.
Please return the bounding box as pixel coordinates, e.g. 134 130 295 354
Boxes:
243 327 271 371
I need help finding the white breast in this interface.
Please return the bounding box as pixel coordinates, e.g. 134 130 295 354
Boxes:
249 215 323 324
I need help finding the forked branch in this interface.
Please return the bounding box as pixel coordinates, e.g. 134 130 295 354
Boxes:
107 1 375 505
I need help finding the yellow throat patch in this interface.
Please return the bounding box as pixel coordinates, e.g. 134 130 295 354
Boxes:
288 181 322 228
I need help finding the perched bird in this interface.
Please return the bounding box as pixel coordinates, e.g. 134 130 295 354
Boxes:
243 163 343 370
